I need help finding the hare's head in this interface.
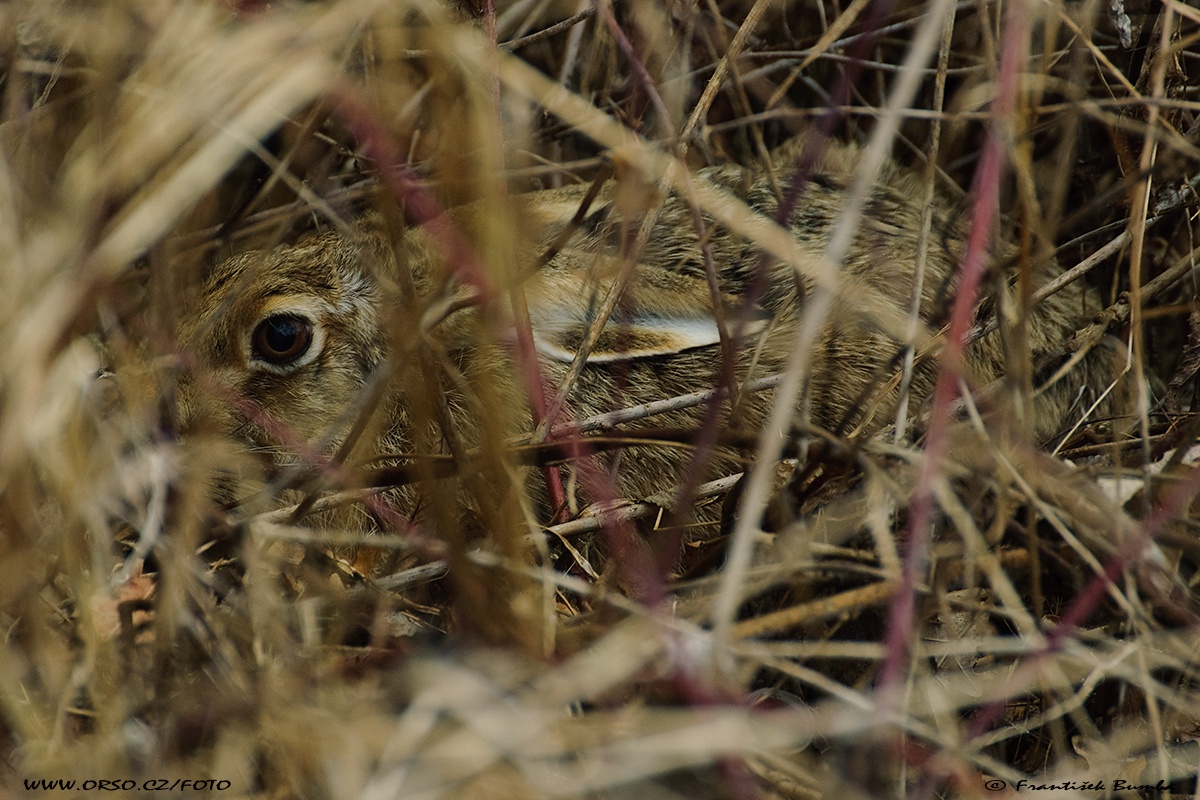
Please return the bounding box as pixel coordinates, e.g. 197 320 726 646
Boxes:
177 224 394 459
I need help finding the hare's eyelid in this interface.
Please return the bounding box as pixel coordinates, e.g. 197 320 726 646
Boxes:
253 294 332 318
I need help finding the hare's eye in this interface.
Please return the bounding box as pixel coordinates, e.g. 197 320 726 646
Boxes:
251 314 315 366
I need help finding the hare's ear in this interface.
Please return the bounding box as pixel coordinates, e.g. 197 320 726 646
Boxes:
524 269 768 363
530 312 734 363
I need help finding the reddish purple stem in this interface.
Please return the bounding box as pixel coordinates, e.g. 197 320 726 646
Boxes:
331 89 498 300
877 0 1026 701
965 459 1200 738
329 85 662 603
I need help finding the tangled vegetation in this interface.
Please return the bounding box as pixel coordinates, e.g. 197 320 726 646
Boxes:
1 0 1198 797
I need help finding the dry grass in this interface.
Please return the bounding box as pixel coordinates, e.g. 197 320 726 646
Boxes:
2 0 1199 797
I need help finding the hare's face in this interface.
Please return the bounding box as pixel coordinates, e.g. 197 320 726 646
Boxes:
178 231 388 459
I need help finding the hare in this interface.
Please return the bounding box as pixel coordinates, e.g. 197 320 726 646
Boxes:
177 134 1110 525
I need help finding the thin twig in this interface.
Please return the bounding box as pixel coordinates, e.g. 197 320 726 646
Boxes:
502 6 597 51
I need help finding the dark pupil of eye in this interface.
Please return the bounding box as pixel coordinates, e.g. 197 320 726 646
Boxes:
265 319 299 352
253 315 313 365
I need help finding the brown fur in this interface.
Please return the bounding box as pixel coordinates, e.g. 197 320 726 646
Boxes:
178 135 1112 524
